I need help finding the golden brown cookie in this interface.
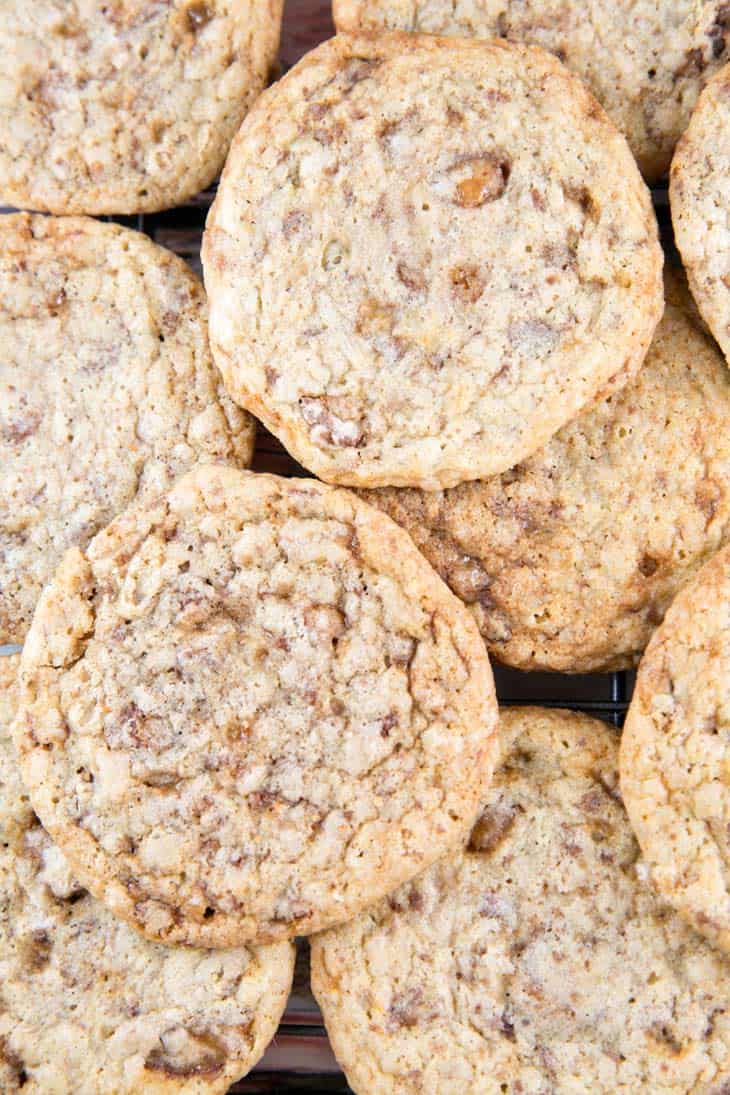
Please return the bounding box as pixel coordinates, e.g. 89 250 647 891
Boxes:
622 543 730 954
0 213 254 645
204 32 662 490
671 60 730 367
313 707 730 1095
362 270 730 672
333 1 730 182
0 1 283 214
0 653 294 1095
13 465 497 947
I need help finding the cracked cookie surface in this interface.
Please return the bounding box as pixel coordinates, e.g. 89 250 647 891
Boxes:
0 0 283 214
203 32 662 490
13 465 497 947
312 707 730 1095
333 1 730 183
0 654 294 1095
622 544 730 953
361 270 730 672
0 213 254 646
671 61 730 368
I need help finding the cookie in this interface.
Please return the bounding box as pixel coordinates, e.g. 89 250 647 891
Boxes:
0 656 34 845
0 654 294 1095
312 707 730 1095
0 1 283 214
671 61 730 366
334 1 730 183
0 213 254 646
203 32 662 490
621 543 730 953
13 464 497 948
362 270 730 673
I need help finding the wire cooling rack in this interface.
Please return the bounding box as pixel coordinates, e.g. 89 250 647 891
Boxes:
0 1 679 1089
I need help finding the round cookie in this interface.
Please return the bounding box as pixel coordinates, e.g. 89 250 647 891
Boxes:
0 1 283 214
13 464 497 947
0 654 294 1095
671 61 730 366
333 1 730 183
361 270 730 673
622 543 730 954
312 707 730 1095
203 32 662 490
0 213 255 646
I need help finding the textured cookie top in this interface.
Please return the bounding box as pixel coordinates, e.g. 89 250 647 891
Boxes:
334 1 730 183
622 544 730 954
312 707 730 1095
13 465 497 947
362 271 730 672
0 214 254 646
0 654 294 1095
204 32 662 490
0 656 33 845
0 0 283 214
671 61 730 366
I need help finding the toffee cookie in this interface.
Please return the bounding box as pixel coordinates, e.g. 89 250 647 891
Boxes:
203 32 662 490
0 654 294 1095
0 0 283 214
671 61 730 366
333 1 730 183
13 465 497 947
0 213 254 646
362 270 730 673
312 707 730 1095
622 543 730 954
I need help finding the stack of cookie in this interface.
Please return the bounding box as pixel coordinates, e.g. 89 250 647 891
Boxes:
4 2 730 1092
